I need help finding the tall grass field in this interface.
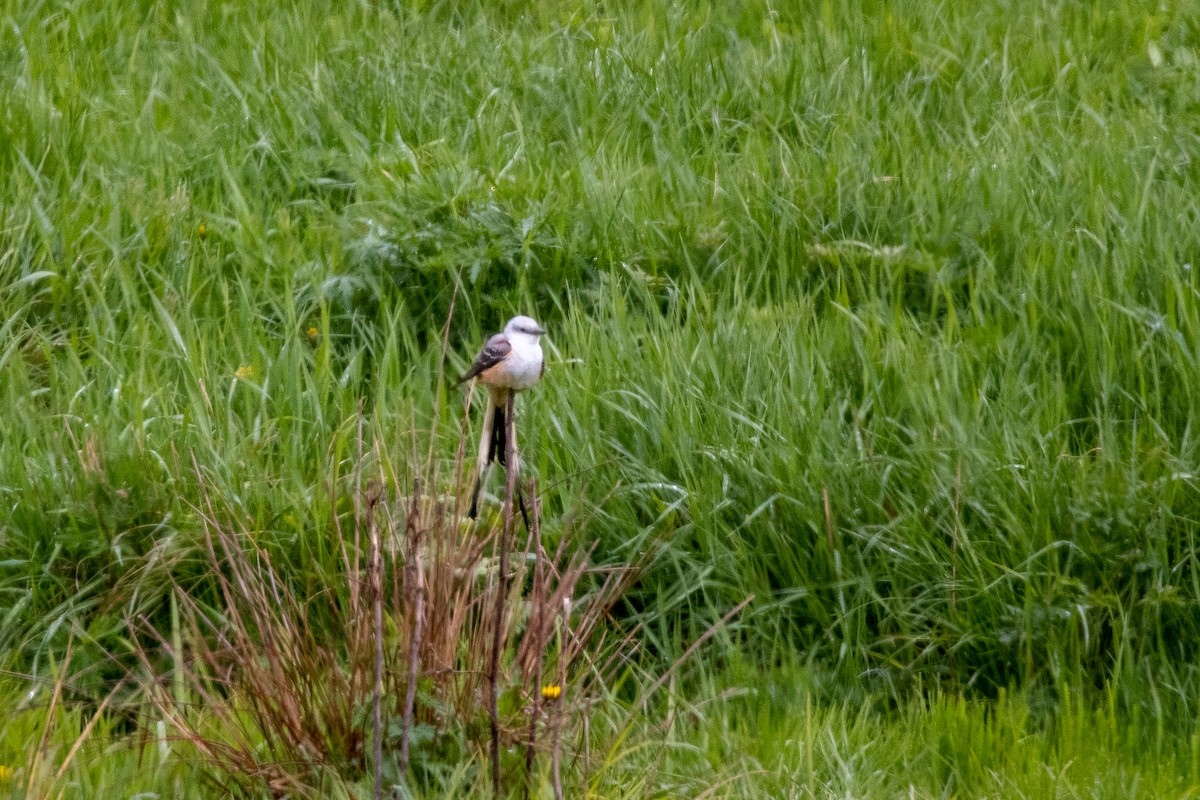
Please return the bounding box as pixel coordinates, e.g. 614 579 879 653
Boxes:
2 0 1200 796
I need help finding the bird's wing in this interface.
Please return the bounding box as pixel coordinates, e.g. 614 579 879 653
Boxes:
457 333 511 385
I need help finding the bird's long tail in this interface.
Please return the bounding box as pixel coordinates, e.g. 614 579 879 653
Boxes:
487 403 506 467
468 391 508 518
467 393 531 526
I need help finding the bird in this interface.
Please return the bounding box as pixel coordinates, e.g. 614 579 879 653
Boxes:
458 315 546 518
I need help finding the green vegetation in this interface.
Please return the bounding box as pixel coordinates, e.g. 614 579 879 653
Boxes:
3 0 1200 796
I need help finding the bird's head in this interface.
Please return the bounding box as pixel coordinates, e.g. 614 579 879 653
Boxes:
504 315 546 339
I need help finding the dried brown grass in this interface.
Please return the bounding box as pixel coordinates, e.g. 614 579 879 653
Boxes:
128 425 647 797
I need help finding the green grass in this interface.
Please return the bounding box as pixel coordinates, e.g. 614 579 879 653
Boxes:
5 670 1200 798
2 0 1200 795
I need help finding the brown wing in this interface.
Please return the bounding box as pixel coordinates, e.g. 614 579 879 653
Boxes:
456 333 510 385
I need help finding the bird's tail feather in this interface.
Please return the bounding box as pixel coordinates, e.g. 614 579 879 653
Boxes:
488 404 506 466
468 474 484 519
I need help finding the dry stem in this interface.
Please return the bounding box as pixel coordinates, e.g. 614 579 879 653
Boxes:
490 392 519 796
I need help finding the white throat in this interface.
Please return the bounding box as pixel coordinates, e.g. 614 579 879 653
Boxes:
506 330 541 351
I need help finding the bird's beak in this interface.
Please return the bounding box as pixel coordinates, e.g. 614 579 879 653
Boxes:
533 325 547 336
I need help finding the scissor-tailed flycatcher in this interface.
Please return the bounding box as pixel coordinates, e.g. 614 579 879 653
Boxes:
458 315 546 518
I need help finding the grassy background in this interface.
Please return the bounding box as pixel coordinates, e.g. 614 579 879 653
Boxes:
2 0 1200 795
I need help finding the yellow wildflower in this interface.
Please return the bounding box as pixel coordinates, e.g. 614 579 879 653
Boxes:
0 765 12 780
540 684 562 701
306 326 319 341
197 223 207 239
234 364 254 380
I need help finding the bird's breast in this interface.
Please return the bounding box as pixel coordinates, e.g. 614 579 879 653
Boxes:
486 343 543 390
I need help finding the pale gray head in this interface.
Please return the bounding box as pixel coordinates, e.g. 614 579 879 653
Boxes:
503 315 546 338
